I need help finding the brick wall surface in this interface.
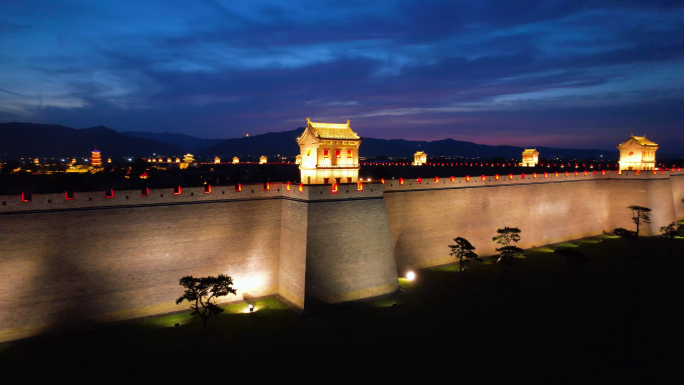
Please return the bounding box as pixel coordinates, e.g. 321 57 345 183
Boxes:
0 198 282 341
670 174 684 219
279 199 308 308
384 172 681 271
304 197 398 307
0 173 681 342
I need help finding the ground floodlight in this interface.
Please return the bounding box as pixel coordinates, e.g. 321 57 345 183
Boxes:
249 304 254 312
406 271 416 281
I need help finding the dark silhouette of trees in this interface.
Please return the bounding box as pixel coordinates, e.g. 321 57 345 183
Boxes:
627 205 651 239
613 227 637 239
492 227 523 275
176 274 237 332
449 237 478 278
660 222 678 239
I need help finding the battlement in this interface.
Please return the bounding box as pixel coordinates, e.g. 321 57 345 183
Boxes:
382 169 679 192
0 181 385 214
3 170 680 214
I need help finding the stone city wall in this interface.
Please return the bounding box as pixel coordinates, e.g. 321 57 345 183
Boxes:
0 171 681 342
0 182 396 343
383 170 681 271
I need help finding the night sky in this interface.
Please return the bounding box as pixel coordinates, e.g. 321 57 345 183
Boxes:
1 1 683 152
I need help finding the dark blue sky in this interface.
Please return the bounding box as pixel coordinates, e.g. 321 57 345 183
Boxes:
1 0 683 152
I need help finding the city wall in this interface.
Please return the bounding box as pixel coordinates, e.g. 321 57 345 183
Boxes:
1 171 682 343
384 171 681 271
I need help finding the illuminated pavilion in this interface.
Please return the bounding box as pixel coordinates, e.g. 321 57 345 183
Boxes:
297 118 361 184
617 135 658 171
413 151 427 166
521 149 539 167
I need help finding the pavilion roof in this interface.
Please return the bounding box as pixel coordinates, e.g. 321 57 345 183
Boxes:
306 118 360 140
618 135 658 147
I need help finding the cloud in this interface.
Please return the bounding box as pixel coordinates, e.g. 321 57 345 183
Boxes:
0 0 682 153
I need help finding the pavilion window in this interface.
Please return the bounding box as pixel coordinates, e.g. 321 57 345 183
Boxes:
347 150 352 158
336 149 341 158
324 149 329 158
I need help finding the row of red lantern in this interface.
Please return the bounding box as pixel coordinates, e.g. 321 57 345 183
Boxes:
379 169 621 186
17 167 681 201
359 162 622 168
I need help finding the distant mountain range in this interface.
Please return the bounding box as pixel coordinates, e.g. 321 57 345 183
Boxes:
0 123 180 160
1 122 623 161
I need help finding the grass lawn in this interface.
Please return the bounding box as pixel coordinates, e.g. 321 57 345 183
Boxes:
1 235 683 383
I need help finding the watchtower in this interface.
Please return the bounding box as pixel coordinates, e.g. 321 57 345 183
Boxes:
521 149 538 167
296 118 361 184
617 135 658 171
413 151 427 166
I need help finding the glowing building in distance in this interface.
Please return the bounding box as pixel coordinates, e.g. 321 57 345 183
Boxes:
91 147 102 167
413 151 427 166
521 149 539 167
297 118 361 184
617 135 658 171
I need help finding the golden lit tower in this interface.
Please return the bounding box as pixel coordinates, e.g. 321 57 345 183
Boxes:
297 118 361 184
413 151 427 166
521 149 539 167
617 134 658 171
91 146 102 167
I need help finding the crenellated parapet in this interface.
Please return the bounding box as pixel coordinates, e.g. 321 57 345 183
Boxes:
2 170 680 212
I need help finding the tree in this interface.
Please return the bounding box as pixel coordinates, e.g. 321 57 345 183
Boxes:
660 222 678 239
627 205 651 239
176 274 237 332
492 227 524 275
449 237 478 278
613 227 637 239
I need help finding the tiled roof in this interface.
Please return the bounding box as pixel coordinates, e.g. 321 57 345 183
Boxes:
631 135 657 146
618 135 658 147
522 149 538 154
307 118 360 140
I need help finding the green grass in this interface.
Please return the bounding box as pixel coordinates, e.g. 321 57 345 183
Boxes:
554 241 581 248
2 235 684 383
139 298 290 329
